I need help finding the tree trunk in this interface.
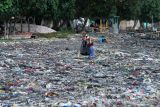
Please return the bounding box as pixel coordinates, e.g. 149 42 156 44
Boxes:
21 19 23 32
6 22 9 39
52 21 59 30
53 20 65 31
13 21 16 35
41 18 44 26
66 20 71 28
52 19 72 31
132 19 138 30
33 17 36 24
28 18 30 32
8 21 10 35
140 22 144 30
4 21 7 37
59 20 65 28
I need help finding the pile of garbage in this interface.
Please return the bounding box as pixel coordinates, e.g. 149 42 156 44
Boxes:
15 24 56 34
0 33 159 106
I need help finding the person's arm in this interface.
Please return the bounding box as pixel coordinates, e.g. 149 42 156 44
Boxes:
89 37 92 43
90 37 98 42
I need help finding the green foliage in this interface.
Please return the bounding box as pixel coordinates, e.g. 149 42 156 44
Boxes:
0 0 13 20
75 0 109 18
44 0 59 20
117 0 160 22
0 0 12 12
1 0 160 29
58 0 76 20
140 0 160 22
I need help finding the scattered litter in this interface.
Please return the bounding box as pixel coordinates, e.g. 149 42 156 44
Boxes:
0 33 159 106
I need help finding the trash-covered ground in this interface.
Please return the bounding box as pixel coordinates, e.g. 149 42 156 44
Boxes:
0 33 160 107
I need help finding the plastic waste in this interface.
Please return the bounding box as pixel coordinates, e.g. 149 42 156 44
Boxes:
0 33 158 106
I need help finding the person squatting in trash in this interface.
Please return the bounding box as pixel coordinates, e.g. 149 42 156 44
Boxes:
80 32 90 55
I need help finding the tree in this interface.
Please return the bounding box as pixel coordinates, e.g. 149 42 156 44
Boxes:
128 0 160 28
114 0 160 29
53 0 76 30
140 0 160 23
0 0 13 37
75 0 111 31
0 0 14 23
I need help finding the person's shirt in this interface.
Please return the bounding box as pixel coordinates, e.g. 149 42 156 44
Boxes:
87 42 93 47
